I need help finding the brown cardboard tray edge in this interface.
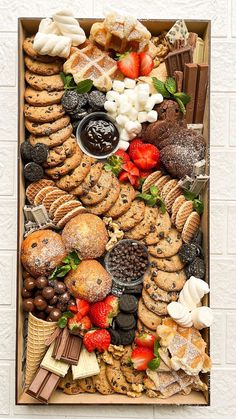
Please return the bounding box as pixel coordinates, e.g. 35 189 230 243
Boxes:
16 17 211 406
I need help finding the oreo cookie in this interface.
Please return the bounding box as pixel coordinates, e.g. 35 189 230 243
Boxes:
108 328 121 346
185 257 205 279
31 143 49 164
88 91 106 110
24 162 44 182
61 91 79 112
20 141 33 162
179 243 201 264
119 294 138 314
191 229 203 246
115 313 136 331
118 329 135 345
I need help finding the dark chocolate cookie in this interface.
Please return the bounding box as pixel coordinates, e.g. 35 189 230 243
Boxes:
115 313 136 330
179 243 201 264
24 162 44 182
118 329 135 345
119 294 138 314
20 141 33 162
108 328 121 346
185 257 205 279
31 143 49 164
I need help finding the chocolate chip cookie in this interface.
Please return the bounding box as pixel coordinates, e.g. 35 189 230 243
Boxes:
149 254 185 272
93 359 114 395
106 359 132 394
137 298 162 331
144 209 171 246
121 347 145 384
148 228 182 258
24 55 62 75
88 176 121 215
143 271 179 302
142 288 168 316
55 154 95 191
115 200 145 231
151 267 187 292
23 36 56 63
43 136 77 168
25 70 64 91
24 103 65 123
125 207 157 240
70 162 104 196
45 145 83 180
25 115 70 136
105 183 136 219
25 87 64 106
29 123 73 148
81 171 113 206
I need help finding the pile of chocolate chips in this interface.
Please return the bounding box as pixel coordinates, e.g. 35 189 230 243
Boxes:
107 240 149 284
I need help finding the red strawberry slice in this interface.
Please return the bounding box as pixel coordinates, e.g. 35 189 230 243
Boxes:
122 161 140 177
135 333 156 350
83 329 111 352
115 150 130 163
68 314 92 336
128 138 143 160
131 347 155 371
139 52 154 76
104 295 119 316
76 298 90 318
89 300 114 328
132 143 160 170
117 51 140 79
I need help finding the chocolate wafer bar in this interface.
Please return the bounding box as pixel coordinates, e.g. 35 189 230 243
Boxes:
52 328 82 365
27 367 60 404
174 71 183 92
165 47 192 76
184 63 198 123
193 64 209 123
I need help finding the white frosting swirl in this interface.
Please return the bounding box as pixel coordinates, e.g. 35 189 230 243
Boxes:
53 9 86 46
167 302 193 328
191 307 214 330
178 276 209 311
38 18 60 35
33 32 71 58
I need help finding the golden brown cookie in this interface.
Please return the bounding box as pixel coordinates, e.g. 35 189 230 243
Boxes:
45 145 83 180
34 186 58 206
148 228 182 258
78 377 96 393
24 103 65 123
151 268 187 292
92 359 114 395
142 288 168 316
105 183 136 218
42 188 66 211
125 207 157 240
142 171 162 193
88 176 121 216
164 185 183 213
137 298 162 331
137 319 155 335
81 171 113 206
115 200 145 231
120 347 145 384
53 200 82 224
144 208 171 245
25 70 64 91
70 163 104 196
24 55 62 75
161 179 178 200
25 115 70 136
175 200 194 232
26 178 55 204
154 175 171 192
106 359 131 394
171 195 186 225
56 206 88 229
43 136 77 168
25 87 64 106
48 194 75 218
55 154 95 191
181 211 200 243
149 255 185 273
143 272 179 302
23 36 56 63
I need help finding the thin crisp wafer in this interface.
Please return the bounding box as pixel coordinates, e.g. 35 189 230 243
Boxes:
142 171 162 193
154 175 171 193
42 189 65 211
26 179 54 204
53 200 82 224
182 211 200 243
175 200 193 232
56 206 88 228
49 194 75 218
171 195 186 225
161 179 178 200
165 186 183 213
34 186 58 206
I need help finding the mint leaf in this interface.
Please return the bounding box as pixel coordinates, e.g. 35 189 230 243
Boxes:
175 97 186 114
148 357 160 370
165 77 176 94
150 185 158 196
183 190 197 201
137 193 152 201
146 197 157 206
152 77 170 98
174 92 191 105
60 72 67 85
153 339 160 357
193 199 204 215
76 79 93 94
160 201 166 214
58 317 68 328
63 311 74 319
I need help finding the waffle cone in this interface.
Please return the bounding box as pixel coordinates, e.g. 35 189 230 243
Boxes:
25 313 57 386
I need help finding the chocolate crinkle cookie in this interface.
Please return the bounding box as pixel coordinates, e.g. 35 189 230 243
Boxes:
154 99 183 121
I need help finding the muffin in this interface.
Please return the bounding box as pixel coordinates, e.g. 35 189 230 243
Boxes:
21 230 67 277
64 260 112 302
62 213 108 259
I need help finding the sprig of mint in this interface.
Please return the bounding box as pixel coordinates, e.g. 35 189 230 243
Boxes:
104 155 123 176
49 251 81 280
148 339 161 370
137 185 166 213
60 72 93 93
152 76 191 114
183 190 204 215
58 311 74 329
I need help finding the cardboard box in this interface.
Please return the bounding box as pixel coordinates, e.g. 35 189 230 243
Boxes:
16 17 210 405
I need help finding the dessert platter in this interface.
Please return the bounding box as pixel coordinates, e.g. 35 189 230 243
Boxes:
16 8 211 405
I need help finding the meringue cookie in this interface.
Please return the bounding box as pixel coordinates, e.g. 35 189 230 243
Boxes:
33 32 71 58
191 307 214 330
53 9 86 46
38 18 60 35
179 276 210 311
167 302 193 328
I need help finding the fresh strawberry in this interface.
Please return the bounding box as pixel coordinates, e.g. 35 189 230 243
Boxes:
139 170 152 179
128 138 143 160
139 52 154 76
68 304 78 314
122 161 140 177
68 314 92 336
131 347 155 371
76 298 90 318
134 170 152 189
115 150 130 163
119 171 136 186
132 143 160 170
89 300 114 328
135 333 156 350
104 295 119 316
83 329 111 352
117 51 140 79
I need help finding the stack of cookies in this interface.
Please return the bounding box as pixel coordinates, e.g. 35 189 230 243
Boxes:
26 179 87 228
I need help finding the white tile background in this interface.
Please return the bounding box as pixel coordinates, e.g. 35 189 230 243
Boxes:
0 0 235 417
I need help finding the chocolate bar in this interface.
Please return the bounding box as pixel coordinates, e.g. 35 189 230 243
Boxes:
174 71 183 92
27 367 60 404
190 175 209 195
187 32 198 51
40 342 70 377
165 19 189 47
193 64 209 123
165 47 192 76
184 63 198 124
52 328 82 365
193 37 205 64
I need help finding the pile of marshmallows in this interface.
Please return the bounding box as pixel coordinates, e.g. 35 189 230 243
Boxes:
167 276 214 330
104 79 163 151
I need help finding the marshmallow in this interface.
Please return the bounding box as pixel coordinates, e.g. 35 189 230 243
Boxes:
138 111 148 123
147 110 158 123
120 128 130 142
133 121 142 133
137 90 149 104
179 276 210 311
128 107 138 121
38 18 60 35
144 96 156 112
119 101 132 115
124 78 136 89
118 139 130 151
124 89 137 103
116 114 129 127
33 32 71 58
125 121 138 133
137 83 150 94
167 302 193 328
152 93 164 104
104 101 117 113
128 131 137 140
106 90 120 102
191 307 214 330
113 80 125 93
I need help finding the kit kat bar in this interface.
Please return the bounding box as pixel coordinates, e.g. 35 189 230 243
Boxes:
52 329 82 365
26 367 60 404
165 47 192 76
184 63 198 123
193 64 209 123
174 71 183 92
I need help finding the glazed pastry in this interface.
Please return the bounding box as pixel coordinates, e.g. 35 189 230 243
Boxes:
178 276 209 311
167 301 193 328
53 9 86 46
33 32 71 58
191 306 213 330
